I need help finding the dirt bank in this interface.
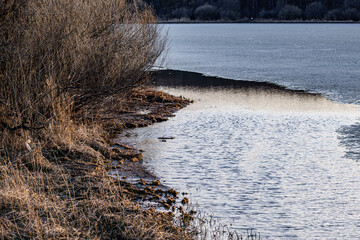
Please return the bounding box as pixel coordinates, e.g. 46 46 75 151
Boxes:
103 87 193 211
0 86 195 239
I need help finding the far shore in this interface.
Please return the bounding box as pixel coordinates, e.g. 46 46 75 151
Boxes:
159 19 359 24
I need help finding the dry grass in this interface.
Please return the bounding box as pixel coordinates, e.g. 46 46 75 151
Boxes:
0 1 258 239
0 0 195 239
0 146 192 239
0 98 193 239
0 0 165 132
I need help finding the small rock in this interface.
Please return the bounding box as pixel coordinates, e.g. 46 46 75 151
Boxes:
125 122 137 128
167 198 175 204
168 189 177 197
139 179 147 185
181 197 189 205
158 136 175 140
163 203 170 209
151 180 160 186
145 186 154 193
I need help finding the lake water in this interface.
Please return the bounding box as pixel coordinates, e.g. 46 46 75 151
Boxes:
121 24 360 239
162 23 360 104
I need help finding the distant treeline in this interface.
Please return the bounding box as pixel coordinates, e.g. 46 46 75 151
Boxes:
144 0 360 21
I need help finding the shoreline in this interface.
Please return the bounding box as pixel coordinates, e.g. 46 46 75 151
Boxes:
153 69 322 98
159 19 360 24
105 86 193 201
102 83 263 239
0 86 195 239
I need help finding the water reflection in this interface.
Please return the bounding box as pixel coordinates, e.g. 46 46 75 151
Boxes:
163 23 360 104
338 122 360 161
153 69 312 95
121 70 360 238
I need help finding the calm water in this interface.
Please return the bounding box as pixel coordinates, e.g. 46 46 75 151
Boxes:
122 24 360 239
162 23 360 104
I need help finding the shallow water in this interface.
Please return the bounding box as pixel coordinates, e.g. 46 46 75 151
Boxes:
120 24 360 239
121 85 360 238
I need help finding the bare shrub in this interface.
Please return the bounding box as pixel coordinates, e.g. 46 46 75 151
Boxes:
259 9 277 19
344 8 360 20
325 9 345 20
0 1 200 239
278 5 303 20
171 7 193 19
220 9 241 20
194 3 220 20
0 0 165 135
345 0 360 10
305 2 326 19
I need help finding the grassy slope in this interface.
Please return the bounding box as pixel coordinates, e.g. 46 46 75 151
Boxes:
0 87 195 239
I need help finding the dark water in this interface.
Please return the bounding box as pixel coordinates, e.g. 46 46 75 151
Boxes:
122 24 360 239
161 23 360 105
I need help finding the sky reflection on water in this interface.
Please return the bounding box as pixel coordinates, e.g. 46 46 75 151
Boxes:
121 86 360 239
127 23 360 238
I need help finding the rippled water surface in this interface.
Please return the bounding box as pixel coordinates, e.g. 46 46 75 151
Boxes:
121 24 360 239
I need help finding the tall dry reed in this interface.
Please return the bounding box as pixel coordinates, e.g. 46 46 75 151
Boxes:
0 1 194 239
0 0 165 138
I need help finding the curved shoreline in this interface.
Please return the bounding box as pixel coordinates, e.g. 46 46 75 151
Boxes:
153 69 322 97
105 87 193 210
159 20 360 24
117 69 323 208
134 70 360 239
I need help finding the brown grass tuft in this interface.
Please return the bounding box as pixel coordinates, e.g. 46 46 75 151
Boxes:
0 0 195 239
0 0 165 134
